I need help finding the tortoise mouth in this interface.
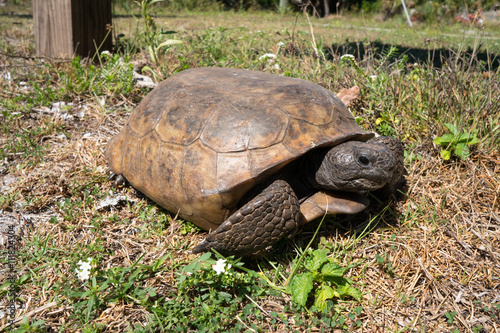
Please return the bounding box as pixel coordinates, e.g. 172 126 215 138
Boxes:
348 177 389 193
320 177 389 194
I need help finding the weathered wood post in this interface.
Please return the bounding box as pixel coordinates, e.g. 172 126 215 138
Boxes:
33 0 112 59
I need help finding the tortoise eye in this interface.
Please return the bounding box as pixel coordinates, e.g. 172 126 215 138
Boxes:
358 155 370 166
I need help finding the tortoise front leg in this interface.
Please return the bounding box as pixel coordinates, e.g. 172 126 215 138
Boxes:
192 179 301 256
300 191 370 223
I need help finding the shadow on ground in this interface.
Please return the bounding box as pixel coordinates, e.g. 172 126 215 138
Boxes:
326 40 500 71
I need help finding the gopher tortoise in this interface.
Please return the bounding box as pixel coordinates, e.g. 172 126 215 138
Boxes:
105 67 404 256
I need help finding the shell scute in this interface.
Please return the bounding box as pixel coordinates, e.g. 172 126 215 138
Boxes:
216 151 254 194
156 142 186 210
155 88 219 146
200 98 289 152
272 83 334 125
283 118 329 154
135 131 163 203
248 142 296 181
120 128 142 186
128 80 182 136
105 129 127 175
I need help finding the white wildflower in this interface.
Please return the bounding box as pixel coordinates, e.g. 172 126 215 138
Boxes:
80 259 92 271
273 64 280 70
340 54 355 60
369 75 377 80
76 258 92 281
212 259 231 275
51 102 65 114
101 50 111 56
277 42 285 47
258 53 277 61
76 269 90 281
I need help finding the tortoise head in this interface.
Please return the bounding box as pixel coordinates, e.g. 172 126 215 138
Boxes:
309 138 400 193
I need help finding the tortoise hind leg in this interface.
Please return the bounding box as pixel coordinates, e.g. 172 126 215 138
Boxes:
192 179 301 256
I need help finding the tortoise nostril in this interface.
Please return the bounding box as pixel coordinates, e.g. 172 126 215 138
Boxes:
358 155 370 166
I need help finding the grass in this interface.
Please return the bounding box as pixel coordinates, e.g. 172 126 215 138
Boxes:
1 1 499 332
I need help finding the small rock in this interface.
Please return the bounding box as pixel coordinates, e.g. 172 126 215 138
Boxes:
0 174 18 193
133 71 157 88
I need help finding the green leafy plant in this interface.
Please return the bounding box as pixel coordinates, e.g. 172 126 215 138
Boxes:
475 301 500 320
472 326 483 333
374 111 399 137
339 54 365 76
288 247 362 311
10 316 46 333
0 124 56 165
433 123 480 161
137 0 182 77
445 310 457 324
375 253 395 277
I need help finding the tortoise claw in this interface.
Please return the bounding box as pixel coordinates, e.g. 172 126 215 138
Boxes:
107 173 126 187
107 172 117 182
192 239 210 254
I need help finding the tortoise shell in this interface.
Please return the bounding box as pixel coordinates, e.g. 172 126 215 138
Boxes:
105 67 373 231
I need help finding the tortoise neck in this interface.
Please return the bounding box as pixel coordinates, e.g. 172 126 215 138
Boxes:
297 148 329 190
279 149 328 201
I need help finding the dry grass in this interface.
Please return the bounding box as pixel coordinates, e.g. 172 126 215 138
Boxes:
347 151 500 331
1 3 499 332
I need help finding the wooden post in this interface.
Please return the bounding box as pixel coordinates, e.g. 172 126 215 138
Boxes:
33 0 112 59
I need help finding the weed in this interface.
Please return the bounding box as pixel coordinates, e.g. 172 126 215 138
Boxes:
289 247 362 311
59 254 166 326
0 122 57 166
433 123 480 160
0 191 21 210
375 253 395 277
150 252 267 331
137 0 182 79
445 310 457 324
64 53 135 97
10 316 45 333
